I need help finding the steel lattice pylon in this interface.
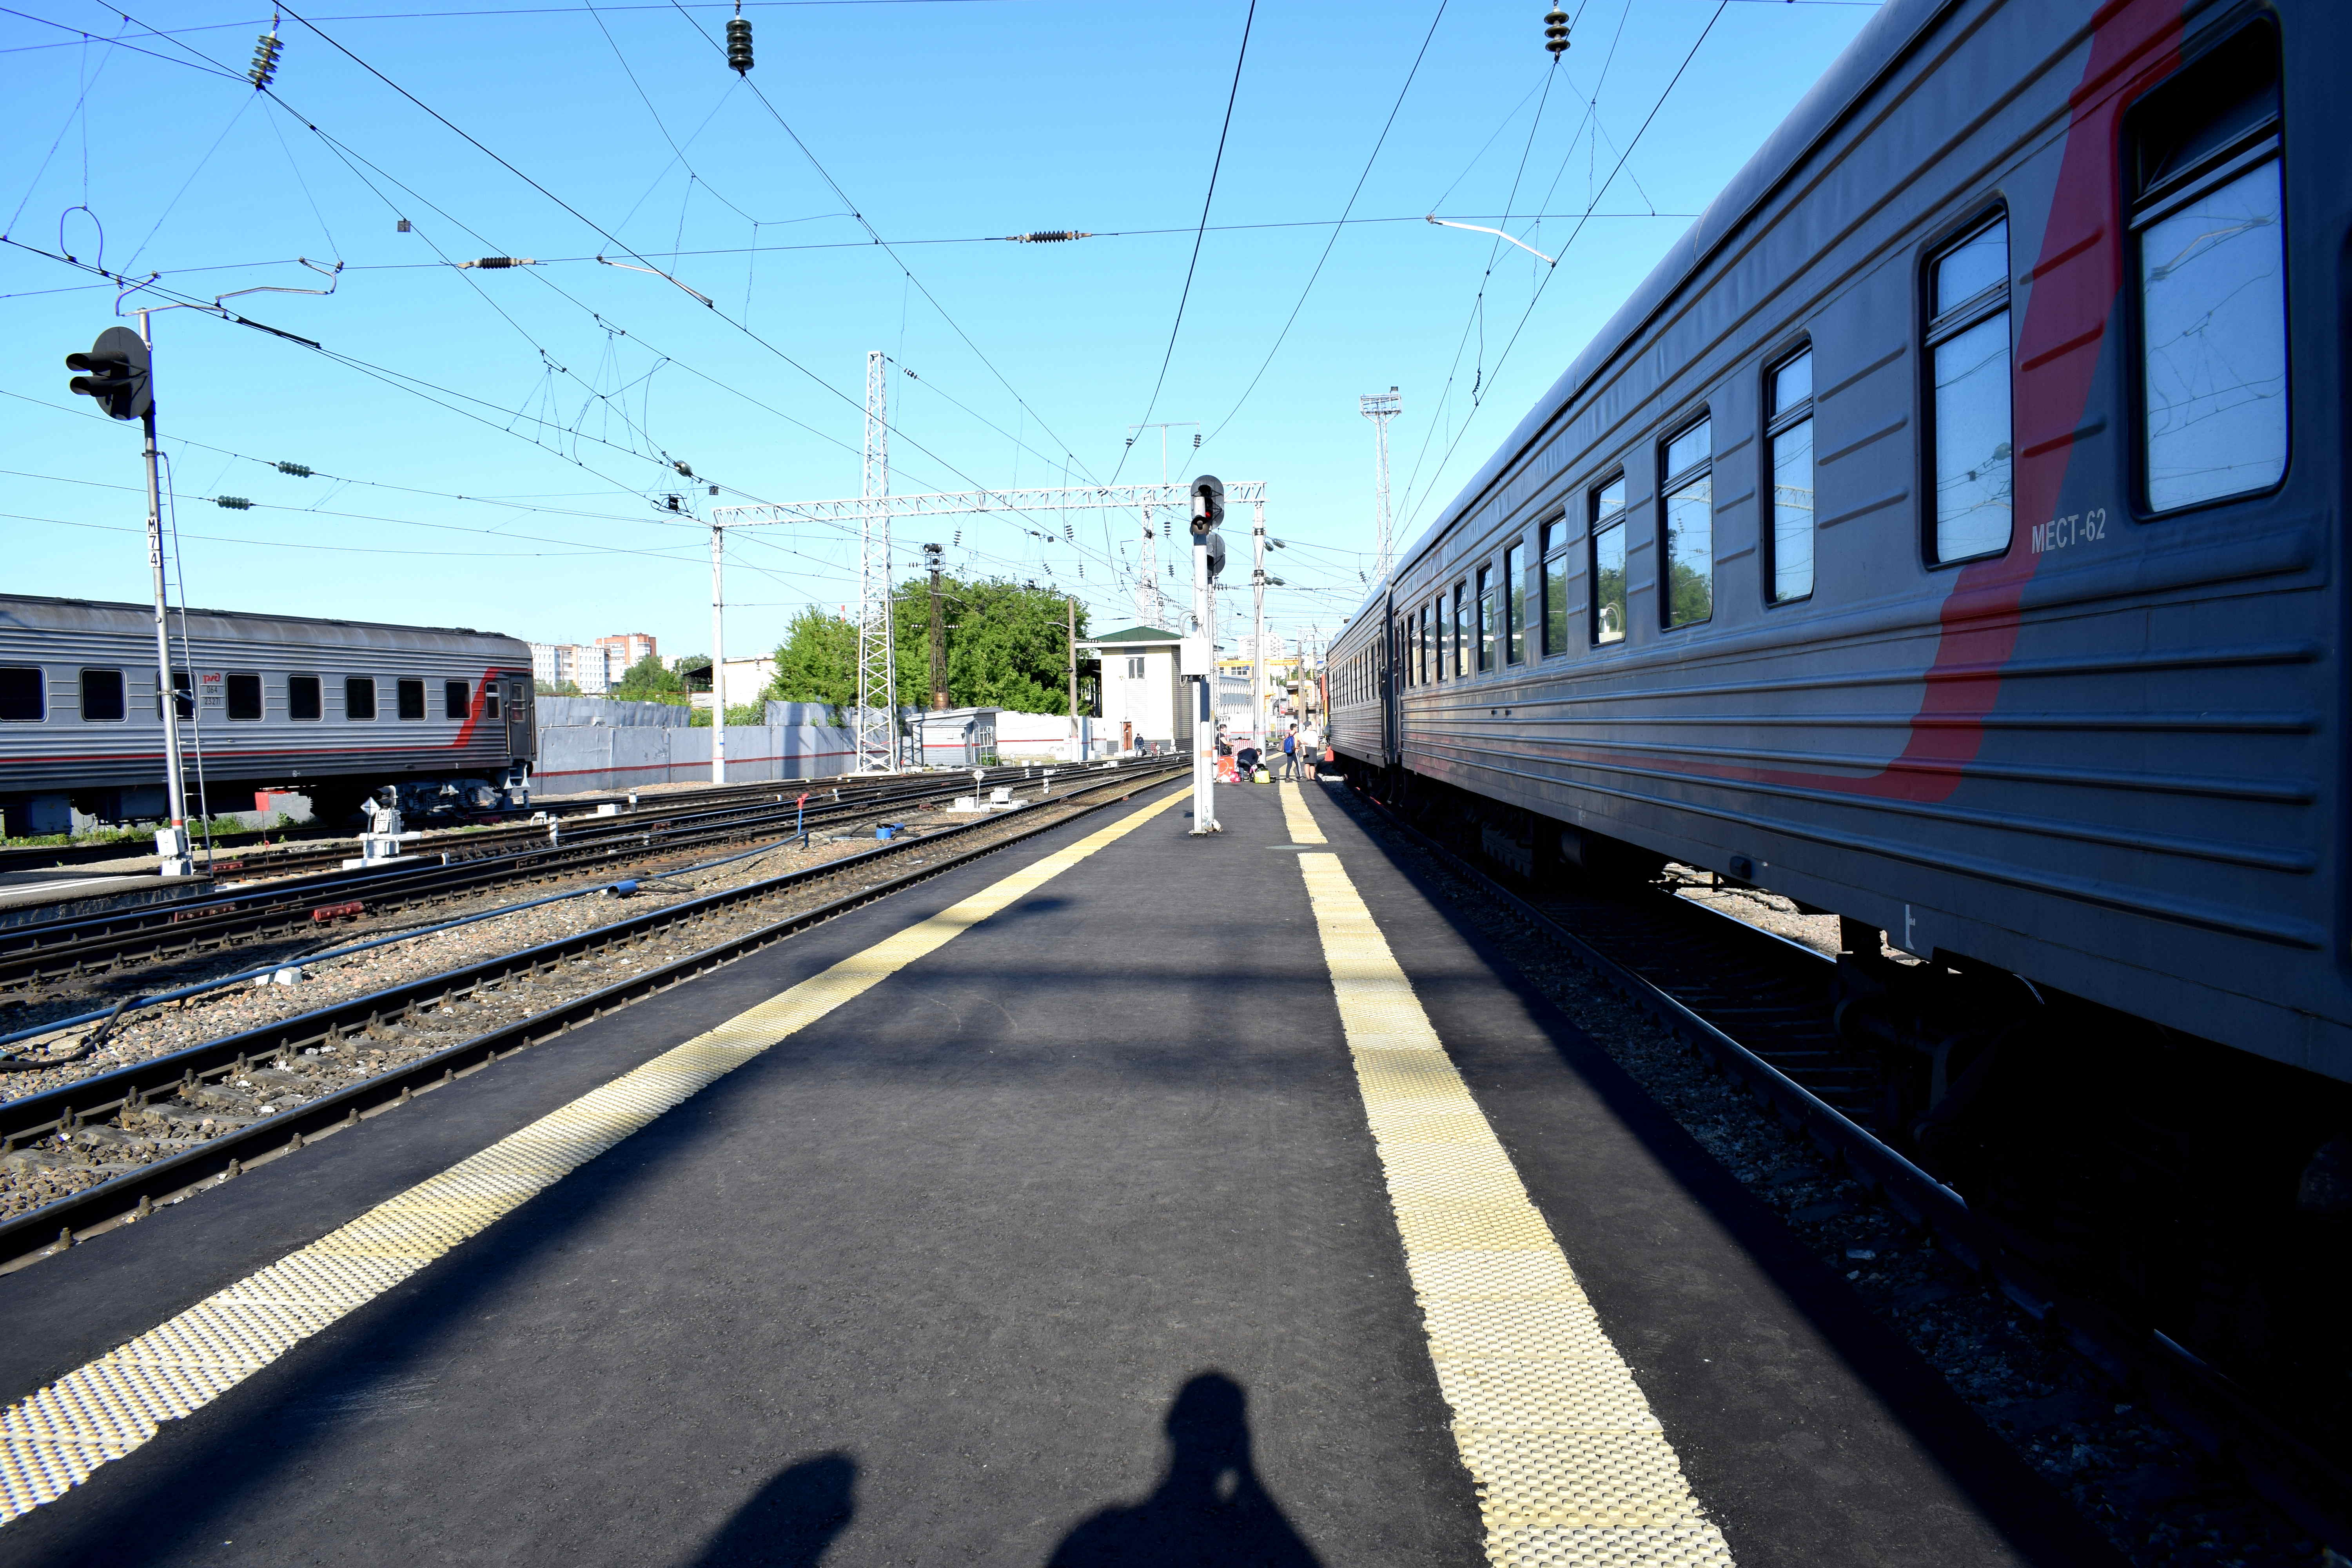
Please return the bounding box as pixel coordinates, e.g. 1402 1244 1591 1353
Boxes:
1361 387 1401 583
856 350 898 771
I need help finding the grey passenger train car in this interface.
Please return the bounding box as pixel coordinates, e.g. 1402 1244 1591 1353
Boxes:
1328 0 2347 1089
0 593 535 831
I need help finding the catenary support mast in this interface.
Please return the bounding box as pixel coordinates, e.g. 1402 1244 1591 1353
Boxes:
856 350 897 770
1361 387 1401 583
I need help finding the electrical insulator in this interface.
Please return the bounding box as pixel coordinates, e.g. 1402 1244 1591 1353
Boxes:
726 13 753 74
673 459 694 477
275 461 313 477
249 29 281 89
214 496 253 510
1005 230 1093 244
1192 433 1202 449
459 257 539 269
1063 522 1073 542
1543 7 1569 54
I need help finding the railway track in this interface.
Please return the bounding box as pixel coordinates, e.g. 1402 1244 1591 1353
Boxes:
0 764 1079 992
0 765 1034 879
0 760 1185 1276
1336 777 2352 1555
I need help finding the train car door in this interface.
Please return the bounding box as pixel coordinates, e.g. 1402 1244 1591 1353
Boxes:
504 676 534 765
1380 590 1401 769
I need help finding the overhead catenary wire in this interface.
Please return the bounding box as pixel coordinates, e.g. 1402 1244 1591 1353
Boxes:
18 5 1330 625
1397 0 1730 537
1109 0 1256 485
1197 0 1447 456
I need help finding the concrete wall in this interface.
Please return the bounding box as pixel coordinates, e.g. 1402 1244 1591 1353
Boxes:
536 696 694 728
534 723 858 793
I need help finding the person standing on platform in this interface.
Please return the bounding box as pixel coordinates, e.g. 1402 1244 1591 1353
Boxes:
1278 724 1298 781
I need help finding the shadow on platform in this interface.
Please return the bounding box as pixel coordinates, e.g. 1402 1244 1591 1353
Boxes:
1049 1372 1321 1567
686 1452 857 1567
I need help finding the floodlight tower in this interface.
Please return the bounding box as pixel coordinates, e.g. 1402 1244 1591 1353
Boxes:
857 349 899 770
1360 387 1401 583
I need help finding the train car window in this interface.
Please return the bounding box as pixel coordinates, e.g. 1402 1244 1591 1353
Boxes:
346 677 377 721
0 668 43 722
488 684 503 719
1926 214 2013 563
80 669 125 722
1540 516 1569 656
2130 24 2286 513
225 673 263 721
1591 477 1627 646
1767 348 1816 602
1661 416 1714 627
1476 566 1496 672
1452 582 1468 676
397 678 426 720
445 680 471 719
158 671 193 721
288 675 322 721
1432 595 1446 679
1504 543 1526 664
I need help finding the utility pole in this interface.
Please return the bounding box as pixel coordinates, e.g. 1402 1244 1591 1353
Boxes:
65 316 183 873
1250 499 1267 752
1361 387 1401 583
135 316 191 875
710 523 726 783
925 541 949 711
1066 594 1080 762
1187 475 1225 837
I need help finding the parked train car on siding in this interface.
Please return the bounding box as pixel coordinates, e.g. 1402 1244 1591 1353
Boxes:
0 594 535 833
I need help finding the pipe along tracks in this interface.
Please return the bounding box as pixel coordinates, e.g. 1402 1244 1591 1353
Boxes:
1339 779 2352 1554
0 761 1183 1276
0 764 1075 992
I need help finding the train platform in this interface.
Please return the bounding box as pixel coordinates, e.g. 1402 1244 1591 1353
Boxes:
0 777 2122 1567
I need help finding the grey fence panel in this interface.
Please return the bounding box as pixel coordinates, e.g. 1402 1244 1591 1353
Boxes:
532 724 860 792
536 696 693 728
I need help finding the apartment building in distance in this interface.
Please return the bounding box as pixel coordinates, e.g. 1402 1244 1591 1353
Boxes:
528 632 658 694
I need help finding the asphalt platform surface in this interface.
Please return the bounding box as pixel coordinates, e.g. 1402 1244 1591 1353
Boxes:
0 776 2121 1567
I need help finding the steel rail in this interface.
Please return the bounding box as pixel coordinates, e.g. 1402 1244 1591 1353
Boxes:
0 762 1045 878
0 762 1184 1276
0 766 1069 989
1338 780 2352 1548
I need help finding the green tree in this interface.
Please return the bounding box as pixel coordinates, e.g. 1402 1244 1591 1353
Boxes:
766 606 857 713
764 577 1085 719
534 679 583 697
609 653 689 706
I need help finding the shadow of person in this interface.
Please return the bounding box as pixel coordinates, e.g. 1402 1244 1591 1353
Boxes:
1049 1373 1323 1567
685 1452 857 1567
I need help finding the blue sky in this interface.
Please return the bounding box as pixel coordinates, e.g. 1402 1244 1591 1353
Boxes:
3 0 1879 662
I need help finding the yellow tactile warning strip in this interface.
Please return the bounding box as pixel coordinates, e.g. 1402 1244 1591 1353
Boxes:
1278 780 1327 844
0 784 1190 1527
1297 851 1735 1568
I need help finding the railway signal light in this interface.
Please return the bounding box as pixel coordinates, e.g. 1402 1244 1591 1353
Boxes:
1189 474 1225 535
65 326 151 421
